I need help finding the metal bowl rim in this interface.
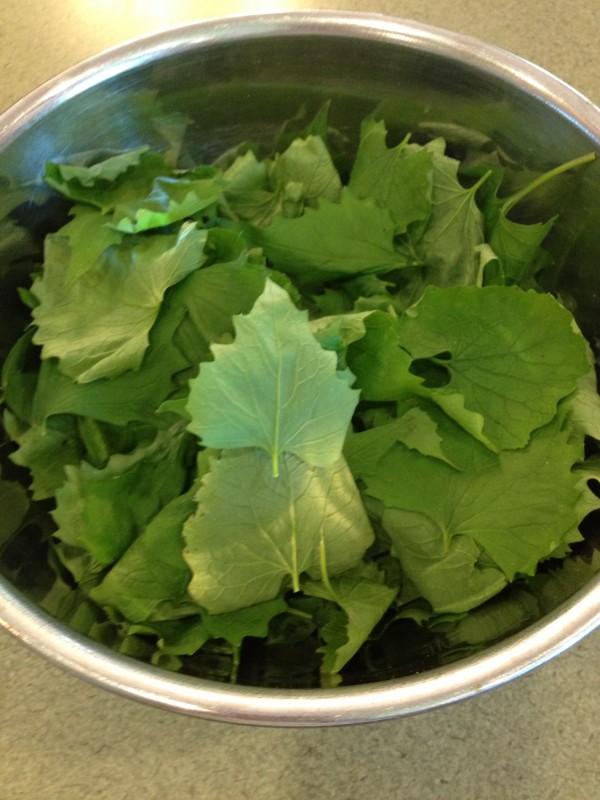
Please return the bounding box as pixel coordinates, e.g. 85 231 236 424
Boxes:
3 570 600 725
1 10 600 145
1 10 600 725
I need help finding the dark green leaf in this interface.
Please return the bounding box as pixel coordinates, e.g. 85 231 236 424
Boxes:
250 188 406 289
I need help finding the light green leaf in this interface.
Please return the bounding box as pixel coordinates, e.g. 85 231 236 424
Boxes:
44 149 172 213
310 310 372 357
396 285 590 450
382 508 508 613
89 491 196 622
429 391 492 451
483 152 596 285
346 309 493 449
572 457 600 521
224 190 281 227
351 399 495 477
563 347 600 441
223 141 340 227
489 214 555 285
53 426 188 566
45 146 150 188
219 152 275 224
186 279 359 473
111 173 223 233
30 280 193 426
30 260 266 428
177 259 267 352
46 205 123 286
346 310 423 401
345 406 457 473
183 449 374 614
32 222 207 383
361 419 584 612
222 150 267 193
4 411 81 499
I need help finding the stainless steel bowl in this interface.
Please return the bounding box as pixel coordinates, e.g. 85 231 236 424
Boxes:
2 11 600 726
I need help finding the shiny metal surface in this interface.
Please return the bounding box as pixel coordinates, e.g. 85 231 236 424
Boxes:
2 11 600 726
3 562 600 726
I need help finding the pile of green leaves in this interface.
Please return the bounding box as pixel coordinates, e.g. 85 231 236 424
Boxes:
2 105 600 687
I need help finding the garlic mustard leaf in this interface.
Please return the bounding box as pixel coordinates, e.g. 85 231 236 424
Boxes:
32 222 206 383
186 279 359 472
183 449 373 614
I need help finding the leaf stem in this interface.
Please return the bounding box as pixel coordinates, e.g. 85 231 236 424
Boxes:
319 531 335 597
77 417 110 468
289 485 300 593
230 644 241 684
470 169 493 196
286 607 314 620
502 152 596 215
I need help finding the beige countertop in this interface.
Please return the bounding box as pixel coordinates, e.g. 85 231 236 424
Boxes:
1 2 600 798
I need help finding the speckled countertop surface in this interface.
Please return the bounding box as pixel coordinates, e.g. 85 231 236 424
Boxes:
1 2 600 798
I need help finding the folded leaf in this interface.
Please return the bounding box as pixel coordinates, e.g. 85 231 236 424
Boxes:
30 281 192 426
415 151 489 286
4 411 81 499
346 310 423 401
45 149 172 213
360 419 584 613
562 346 600 441
482 152 596 285
396 285 590 449
57 205 123 285
303 562 396 678
489 214 555 285
345 407 456 472
382 509 508 613
31 258 267 429
149 597 289 657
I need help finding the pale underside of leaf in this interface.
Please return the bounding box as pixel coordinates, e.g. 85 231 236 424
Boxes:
186 279 359 473
182 449 374 615
32 222 206 383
